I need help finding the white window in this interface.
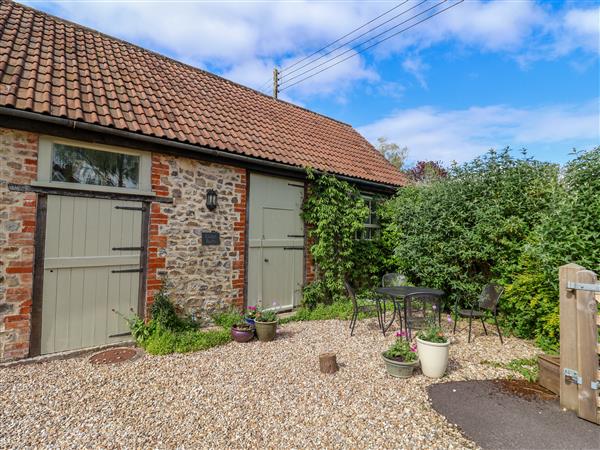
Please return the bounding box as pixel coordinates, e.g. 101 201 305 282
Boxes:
357 196 380 240
37 137 152 194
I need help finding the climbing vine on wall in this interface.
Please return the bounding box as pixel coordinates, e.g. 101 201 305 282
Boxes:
301 169 370 305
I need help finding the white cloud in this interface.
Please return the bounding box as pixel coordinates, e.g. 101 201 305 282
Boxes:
23 0 600 100
358 100 600 163
402 55 429 89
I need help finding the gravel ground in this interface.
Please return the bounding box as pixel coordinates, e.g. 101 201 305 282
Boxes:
0 319 538 449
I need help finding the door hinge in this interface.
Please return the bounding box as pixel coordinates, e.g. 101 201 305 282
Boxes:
115 205 146 211
283 247 304 250
564 368 582 385
112 246 144 251
566 281 600 292
111 268 143 274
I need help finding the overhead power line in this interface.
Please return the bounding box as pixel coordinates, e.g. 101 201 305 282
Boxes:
280 0 448 88
279 0 464 93
280 1 410 75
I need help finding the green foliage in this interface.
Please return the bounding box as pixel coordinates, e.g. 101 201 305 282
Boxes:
255 306 278 322
383 338 418 362
212 309 243 329
381 149 560 311
151 286 195 331
301 169 396 308
481 357 538 382
120 288 231 355
144 326 231 355
502 147 600 351
302 169 370 304
381 147 599 351
416 318 448 344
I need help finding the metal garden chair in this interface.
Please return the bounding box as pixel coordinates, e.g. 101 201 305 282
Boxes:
453 284 504 344
403 291 442 340
382 273 408 287
381 272 408 332
344 279 383 337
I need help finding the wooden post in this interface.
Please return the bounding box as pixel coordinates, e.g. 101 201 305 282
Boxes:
559 263 583 411
272 68 279 99
575 269 598 423
319 352 338 374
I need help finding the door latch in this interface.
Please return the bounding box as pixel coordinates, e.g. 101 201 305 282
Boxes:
563 368 582 385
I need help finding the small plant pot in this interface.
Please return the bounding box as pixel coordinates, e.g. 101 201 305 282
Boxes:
254 320 277 342
416 337 450 378
231 325 254 343
244 318 256 327
382 353 419 378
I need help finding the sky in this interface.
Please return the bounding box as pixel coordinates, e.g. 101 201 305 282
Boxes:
21 0 600 166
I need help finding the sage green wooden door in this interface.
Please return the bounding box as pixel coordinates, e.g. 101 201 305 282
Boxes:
248 173 304 310
41 195 143 354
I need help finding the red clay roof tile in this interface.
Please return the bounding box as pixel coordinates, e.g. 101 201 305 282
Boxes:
0 0 405 186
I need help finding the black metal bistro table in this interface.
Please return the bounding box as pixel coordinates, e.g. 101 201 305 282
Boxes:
376 286 445 335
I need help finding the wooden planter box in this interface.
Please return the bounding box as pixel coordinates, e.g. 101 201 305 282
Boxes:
537 354 560 394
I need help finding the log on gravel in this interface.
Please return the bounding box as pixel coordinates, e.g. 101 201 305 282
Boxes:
319 352 338 374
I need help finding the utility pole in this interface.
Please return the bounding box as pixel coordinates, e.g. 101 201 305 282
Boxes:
272 68 279 99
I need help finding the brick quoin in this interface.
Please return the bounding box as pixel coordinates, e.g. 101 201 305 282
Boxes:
231 168 247 309
0 128 38 361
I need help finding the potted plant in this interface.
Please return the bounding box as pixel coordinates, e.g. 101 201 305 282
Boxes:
231 320 255 343
382 331 419 378
244 306 257 326
416 313 451 378
254 306 278 342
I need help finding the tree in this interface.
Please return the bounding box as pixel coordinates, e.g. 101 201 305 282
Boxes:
408 160 448 184
377 137 408 170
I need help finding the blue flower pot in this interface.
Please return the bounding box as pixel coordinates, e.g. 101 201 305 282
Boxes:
244 318 255 326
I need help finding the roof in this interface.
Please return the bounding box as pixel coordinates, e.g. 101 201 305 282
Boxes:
0 1 405 187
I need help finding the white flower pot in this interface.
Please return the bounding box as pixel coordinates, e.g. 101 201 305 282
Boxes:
416 337 450 378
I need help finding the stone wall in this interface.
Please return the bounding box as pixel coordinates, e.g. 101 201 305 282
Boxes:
149 154 247 322
0 128 38 361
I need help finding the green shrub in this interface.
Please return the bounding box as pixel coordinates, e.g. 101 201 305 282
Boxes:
212 309 243 329
380 149 560 311
503 147 600 351
121 288 232 355
151 286 196 331
143 326 231 355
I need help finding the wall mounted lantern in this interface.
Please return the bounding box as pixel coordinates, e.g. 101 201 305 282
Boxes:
206 189 218 211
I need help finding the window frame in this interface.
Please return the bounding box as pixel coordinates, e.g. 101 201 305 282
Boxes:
357 195 380 240
36 136 153 195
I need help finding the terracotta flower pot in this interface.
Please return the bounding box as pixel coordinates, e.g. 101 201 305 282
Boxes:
254 320 277 342
416 337 450 378
381 353 419 378
231 325 254 343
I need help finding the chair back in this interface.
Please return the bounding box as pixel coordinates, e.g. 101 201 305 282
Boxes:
382 272 407 287
404 291 442 330
478 284 504 311
343 278 358 309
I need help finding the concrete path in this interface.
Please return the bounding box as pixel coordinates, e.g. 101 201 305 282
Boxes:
428 380 599 450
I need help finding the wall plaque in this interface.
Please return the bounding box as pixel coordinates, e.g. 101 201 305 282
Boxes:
201 231 220 245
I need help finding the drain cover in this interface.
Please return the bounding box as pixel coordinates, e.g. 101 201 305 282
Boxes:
89 347 138 365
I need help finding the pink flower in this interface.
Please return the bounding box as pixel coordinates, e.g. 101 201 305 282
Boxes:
447 314 453 323
395 331 406 338
247 306 256 310
410 344 417 352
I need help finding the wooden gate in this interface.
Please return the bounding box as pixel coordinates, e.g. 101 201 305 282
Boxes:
559 263 600 424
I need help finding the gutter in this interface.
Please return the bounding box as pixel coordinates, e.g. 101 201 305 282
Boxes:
0 107 401 193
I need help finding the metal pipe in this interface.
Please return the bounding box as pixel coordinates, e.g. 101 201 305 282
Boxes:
0 107 400 193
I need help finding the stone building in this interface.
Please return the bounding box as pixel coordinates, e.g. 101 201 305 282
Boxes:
0 1 404 361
